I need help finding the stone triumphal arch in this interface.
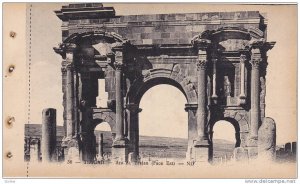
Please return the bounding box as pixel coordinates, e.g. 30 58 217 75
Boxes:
49 3 276 163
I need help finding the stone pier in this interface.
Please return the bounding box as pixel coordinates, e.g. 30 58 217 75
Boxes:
42 108 57 162
98 133 104 159
111 49 129 163
126 103 142 163
30 138 40 162
193 39 211 162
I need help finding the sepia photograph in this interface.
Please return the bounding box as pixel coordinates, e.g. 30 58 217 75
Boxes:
3 2 297 180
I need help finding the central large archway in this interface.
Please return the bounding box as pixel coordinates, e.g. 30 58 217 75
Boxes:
126 70 194 162
139 84 188 161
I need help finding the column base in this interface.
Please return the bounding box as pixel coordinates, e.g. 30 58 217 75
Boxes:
192 139 211 163
238 95 246 105
186 146 193 160
62 137 81 164
194 137 210 147
233 147 249 162
112 138 129 163
193 146 210 163
128 152 139 164
247 136 258 147
247 146 258 159
211 95 218 104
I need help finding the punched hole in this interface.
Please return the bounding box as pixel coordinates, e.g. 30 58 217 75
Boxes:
7 116 15 126
8 65 15 73
10 31 16 38
6 152 13 158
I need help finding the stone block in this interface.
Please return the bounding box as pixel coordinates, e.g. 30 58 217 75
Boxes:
132 33 141 40
66 146 81 164
144 27 154 33
292 142 297 154
247 146 258 159
258 117 276 161
233 147 248 161
179 39 189 44
166 14 176 21
112 139 129 163
153 39 163 44
193 146 209 163
175 14 186 21
128 15 137 22
161 32 171 38
285 142 292 152
142 39 153 45
186 14 198 20
141 33 151 39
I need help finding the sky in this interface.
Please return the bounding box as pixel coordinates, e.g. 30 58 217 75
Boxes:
29 3 297 144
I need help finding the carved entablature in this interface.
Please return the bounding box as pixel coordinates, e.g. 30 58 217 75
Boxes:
190 27 275 108
192 26 273 53
53 31 131 70
249 39 275 70
191 37 212 51
219 39 249 51
53 43 77 59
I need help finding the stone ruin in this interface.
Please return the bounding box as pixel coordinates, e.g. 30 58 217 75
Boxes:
29 3 278 164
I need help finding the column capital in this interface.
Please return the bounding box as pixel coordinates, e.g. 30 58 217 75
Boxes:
192 38 211 51
249 39 275 51
250 58 262 69
197 59 208 70
61 62 74 72
65 43 77 52
113 50 124 70
240 54 247 63
126 103 142 114
250 48 262 69
53 43 77 59
114 61 124 70
197 49 208 70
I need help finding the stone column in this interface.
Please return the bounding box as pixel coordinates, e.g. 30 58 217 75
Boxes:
126 103 142 163
195 49 209 146
65 63 75 139
184 103 197 160
249 48 261 146
211 55 218 103
30 138 40 162
63 43 77 141
98 133 104 159
112 49 128 162
114 51 125 141
42 108 57 162
193 44 211 163
258 117 276 161
239 54 246 105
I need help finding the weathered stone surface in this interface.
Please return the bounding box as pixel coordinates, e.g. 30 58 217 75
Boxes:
42 108 57 162
285 142 292 152
30 139 40 162
292 142 297 154
52 3 275 164
233 147 248 161
66 146 80 163
193 146 210 163
258 117 276 161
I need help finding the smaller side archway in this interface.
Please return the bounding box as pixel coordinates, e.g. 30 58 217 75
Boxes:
210 118 241 162
93 122 113 162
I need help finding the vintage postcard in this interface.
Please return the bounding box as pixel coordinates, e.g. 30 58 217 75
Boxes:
3 3 297 178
